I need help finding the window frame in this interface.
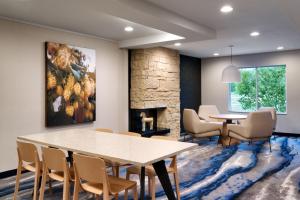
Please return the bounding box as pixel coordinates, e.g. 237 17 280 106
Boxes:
227 65 287 115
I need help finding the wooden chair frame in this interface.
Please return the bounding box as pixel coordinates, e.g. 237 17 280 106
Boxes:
95 128 113 133
14 141 42 200
39 146 73 200
119 131 141 137
73 153 138 200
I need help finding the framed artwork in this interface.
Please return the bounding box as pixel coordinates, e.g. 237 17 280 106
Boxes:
46 42 96 126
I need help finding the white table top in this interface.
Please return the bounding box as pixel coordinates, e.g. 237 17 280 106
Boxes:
209 114 247 120
17 129 197 167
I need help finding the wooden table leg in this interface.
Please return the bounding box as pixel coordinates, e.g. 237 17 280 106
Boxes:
219 120 239 146
153 160 176 200
218 122 227 146
67 151 73 164
140 166 145 200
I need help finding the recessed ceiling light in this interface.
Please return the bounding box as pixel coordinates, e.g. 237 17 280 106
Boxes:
250 31 260 37
277 46 284 50
174 42 181 47
124 26 134 32
220 5 233 13
213 53 220 56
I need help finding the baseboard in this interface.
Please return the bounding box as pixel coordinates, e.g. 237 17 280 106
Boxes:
273 132 300 137
0 169 29 179
0 169 17 179
179 132 300 142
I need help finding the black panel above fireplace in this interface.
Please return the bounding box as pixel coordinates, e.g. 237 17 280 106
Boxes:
129 107 170 137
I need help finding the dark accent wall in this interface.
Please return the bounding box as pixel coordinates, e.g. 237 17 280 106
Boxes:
128 50 132 130
180 55 202 133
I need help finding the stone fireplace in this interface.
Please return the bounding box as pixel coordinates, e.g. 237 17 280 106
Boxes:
130 47 180 138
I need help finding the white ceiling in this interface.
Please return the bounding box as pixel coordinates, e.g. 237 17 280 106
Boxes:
1 0 300 58
0 0 213 48
147 0 300 57
0 0 165 41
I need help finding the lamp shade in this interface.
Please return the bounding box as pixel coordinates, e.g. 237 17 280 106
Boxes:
221 64 241 83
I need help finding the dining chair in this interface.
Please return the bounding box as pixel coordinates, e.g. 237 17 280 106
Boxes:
151 135 177 141
73 153 138 200
198 105 221 122
14 141 43 200
95 128 114 133
126 135 180 200
111 131 141 181
119 131 141 137
95 130 139 198
227 111 273 151
95 128 139 195
258 107 277 130
183 109 222 142
95 128 120 176
39 146 74 200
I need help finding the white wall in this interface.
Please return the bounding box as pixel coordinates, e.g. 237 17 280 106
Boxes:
202 50 300 134
0 19 128 172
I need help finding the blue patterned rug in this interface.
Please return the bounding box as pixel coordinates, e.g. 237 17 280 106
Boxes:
1 136 300 200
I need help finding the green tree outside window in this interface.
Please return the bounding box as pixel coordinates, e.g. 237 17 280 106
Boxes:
229 65 286 113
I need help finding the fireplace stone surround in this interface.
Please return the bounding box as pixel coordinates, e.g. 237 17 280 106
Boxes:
129 47 180 138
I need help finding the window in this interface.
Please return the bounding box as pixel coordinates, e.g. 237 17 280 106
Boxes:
229 65 287 113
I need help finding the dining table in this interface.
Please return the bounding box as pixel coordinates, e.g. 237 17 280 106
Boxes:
209 114 247 146
17 129 197 200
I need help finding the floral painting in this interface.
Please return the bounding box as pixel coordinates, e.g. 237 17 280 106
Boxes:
46 42 96 126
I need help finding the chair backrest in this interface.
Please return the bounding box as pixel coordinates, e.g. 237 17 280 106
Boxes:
151 135 177 141
73 153 109 188
259 107 277 130
42 147 66 172
95 128 113 133
245 111 273 138
198 105 220 121
119 131 141 137
17 141 39 163
183 109 201 133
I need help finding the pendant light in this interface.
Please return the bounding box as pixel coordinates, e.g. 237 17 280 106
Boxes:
221 45 241 83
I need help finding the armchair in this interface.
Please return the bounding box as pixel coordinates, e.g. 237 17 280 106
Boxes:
198 105 221 122
259 107 277 130
227 111 273 151
183 109 222 142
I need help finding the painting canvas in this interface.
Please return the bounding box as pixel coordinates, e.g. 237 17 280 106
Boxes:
46 42 96 126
